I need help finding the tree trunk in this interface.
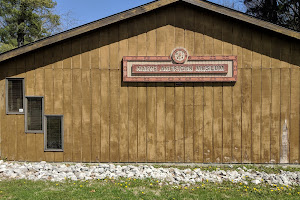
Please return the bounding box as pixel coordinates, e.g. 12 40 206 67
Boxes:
265 0 278 23
17 1 26 47
17 31 24 47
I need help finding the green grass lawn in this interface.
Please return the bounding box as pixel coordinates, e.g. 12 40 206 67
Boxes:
0 177 299 200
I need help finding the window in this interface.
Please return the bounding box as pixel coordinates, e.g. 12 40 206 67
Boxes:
25 96 44 133
6 78 25 114
44 115 63 151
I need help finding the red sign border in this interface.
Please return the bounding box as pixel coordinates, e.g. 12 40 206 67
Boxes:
123 55 238 82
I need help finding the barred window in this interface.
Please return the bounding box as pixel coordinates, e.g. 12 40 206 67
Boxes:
44 115 63 151
6 78 24 114
25 97 44 133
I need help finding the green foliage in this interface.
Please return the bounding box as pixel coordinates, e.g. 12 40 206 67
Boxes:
244 0 300 31
0 0 60 53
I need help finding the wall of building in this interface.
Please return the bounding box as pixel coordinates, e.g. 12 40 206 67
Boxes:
0 3 299 163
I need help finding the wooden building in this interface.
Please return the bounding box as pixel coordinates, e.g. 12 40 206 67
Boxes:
0 0 299 163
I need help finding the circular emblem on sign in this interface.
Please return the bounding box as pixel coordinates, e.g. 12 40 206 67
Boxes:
171 48 188 64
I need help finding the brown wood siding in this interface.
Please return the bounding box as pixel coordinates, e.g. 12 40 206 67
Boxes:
0 4 299 163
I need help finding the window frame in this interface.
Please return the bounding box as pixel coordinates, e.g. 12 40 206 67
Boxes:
44 115 64 152
5 78 25 115
25 96 44 133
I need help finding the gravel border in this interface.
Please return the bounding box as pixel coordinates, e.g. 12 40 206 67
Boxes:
0 160 299 186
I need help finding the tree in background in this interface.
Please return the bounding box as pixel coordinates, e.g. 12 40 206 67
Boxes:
278 0 299 31
244 0 299 31
0 0 60 53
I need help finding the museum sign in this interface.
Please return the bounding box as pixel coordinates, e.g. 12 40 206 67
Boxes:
123 48 237 82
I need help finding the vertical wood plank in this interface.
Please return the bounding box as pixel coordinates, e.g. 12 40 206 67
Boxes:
270 69 280 163
212 14 223 163
119 21 129 162
62 41 72 69
194 83 204 163
203 12 213 55
194 10 204 55
203 83 213 163
251 69 261 163
100 28 110 70
137 81 147 162
71 38 81 69
185 83 194 162
109 25 119 69
16 114 25 160
175 4 185 48
174 85 184 162
212 14 223 56
241 69 252 163
63 69 72 162
81 69 91 162
203 12 214 163
222 17 233 163
213 83 222 163
128 83 138 162
100 70 109 162
90 31 100 69
165 83 175 162
280 68 290 162
241 26 252 68
99 27 110 162
156 83 166 162
232 69 242 163
291 42 300 163
290 68 299 163
7 110 16 161
81 35 90 70
109 70 120 162
165 6 176 53
251 30 262 163
222 82 232 163
109 25 120 162
81 30 91 163
91 69 100 162
72 69 82 162
232 23 243 162
261 34 272 163
147 83 157 162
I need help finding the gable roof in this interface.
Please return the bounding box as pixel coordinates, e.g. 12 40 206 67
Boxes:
0 0 299 63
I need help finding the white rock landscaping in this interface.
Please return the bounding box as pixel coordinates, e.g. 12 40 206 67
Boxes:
0 160 299 186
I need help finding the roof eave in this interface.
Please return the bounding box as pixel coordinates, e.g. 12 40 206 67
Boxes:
0 0 299 63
